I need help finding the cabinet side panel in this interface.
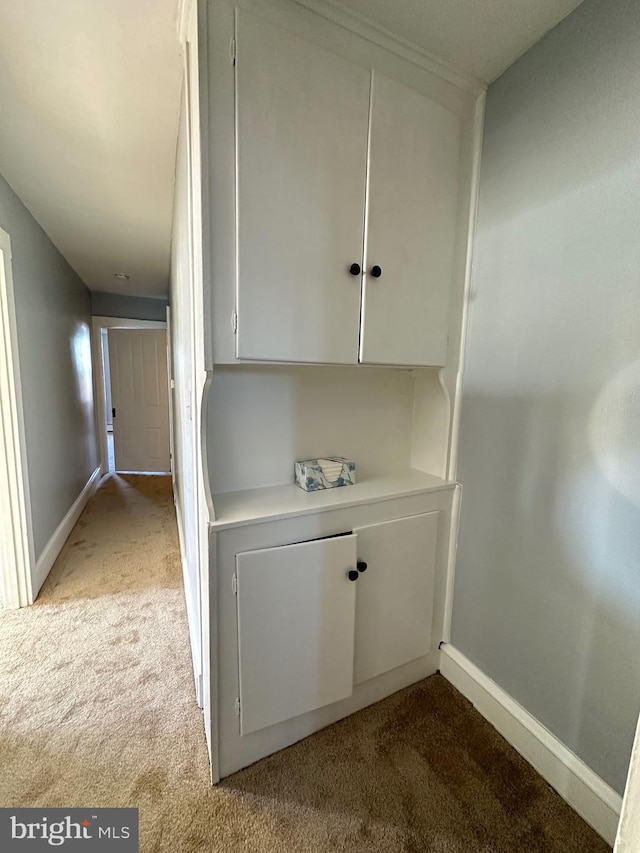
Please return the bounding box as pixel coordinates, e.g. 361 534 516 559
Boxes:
410 369 450 479
205 0 237 364
236 534 357 734
235 11 369 364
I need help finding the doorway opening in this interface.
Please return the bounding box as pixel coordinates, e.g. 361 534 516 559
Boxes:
100 329 115 473
92 317 171 477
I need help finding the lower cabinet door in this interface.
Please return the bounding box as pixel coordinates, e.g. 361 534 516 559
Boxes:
354 513 438 685
236 534 358 735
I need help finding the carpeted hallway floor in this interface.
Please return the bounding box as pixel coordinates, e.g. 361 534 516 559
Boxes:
0 474 611 852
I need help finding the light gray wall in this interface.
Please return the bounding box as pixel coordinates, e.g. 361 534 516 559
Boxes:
91 290 168 322
0 173 98 566
452 0 640 795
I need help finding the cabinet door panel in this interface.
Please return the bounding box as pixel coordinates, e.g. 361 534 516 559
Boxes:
235 12 369 364
361 73 461 367
354 513 438 685
236 534 357 735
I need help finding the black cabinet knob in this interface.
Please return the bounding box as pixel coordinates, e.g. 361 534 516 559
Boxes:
349 263 361 276
347 569 359 582
370 265 382 278
357 561 367 573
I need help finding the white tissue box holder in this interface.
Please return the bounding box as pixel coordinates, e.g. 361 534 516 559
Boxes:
294 457 356 491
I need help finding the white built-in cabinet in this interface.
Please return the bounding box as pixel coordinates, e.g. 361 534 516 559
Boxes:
213 490 452 777
235 10 461 367
235 513 438 737
201 0 480 780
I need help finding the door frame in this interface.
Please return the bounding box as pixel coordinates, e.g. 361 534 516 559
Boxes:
166 307 176 492
0 227 35 608
91 316 167 476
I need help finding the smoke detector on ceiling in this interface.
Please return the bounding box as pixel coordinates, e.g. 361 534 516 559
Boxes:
113 272 130 280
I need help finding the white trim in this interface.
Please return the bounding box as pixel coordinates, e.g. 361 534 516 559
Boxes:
177 0 194 43
173 488 203 707
0 227 35 609
166 307 176 487
92 317 167 327
441 484 461 642
447 91 486 483
293 0 485 96
33 466 102 597
439 644 622 846
615 711 640 851
438 94 485 640
91 316 167 475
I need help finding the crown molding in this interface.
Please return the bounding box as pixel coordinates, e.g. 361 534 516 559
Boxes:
293 0 486 96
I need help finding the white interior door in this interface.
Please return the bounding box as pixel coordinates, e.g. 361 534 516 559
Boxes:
235 10 370 364
236 534 357 735
108 328 171 473
354 512 439 685
360 72 462 367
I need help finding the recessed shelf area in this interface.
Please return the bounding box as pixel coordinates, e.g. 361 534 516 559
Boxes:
211 468 455 530
204 363 453 527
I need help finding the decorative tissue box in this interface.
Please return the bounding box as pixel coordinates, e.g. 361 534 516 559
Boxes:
294 457 356 491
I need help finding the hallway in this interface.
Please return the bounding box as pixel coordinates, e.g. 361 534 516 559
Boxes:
0 475 609 852
0 474 211 845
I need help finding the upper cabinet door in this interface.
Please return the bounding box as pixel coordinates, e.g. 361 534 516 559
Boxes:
235 12 370 364
360 73 462 367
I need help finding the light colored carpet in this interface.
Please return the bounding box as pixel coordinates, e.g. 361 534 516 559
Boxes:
0 473 610 852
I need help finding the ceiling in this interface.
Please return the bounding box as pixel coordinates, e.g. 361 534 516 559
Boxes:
0 0 182 298
0 0 583 299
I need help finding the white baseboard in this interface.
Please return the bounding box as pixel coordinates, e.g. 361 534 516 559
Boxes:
33 466 102 597
439 644 622 846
